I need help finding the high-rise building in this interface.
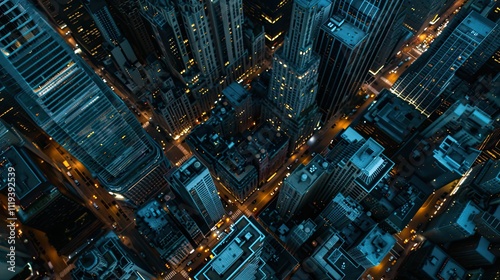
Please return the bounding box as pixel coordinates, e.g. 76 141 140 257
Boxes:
474 160 500 194
86 1 122 47
287 219 316 254
195 216 266 280
347 225 396 269
168 156 225 232
315 193 363 230
276 155 332 221
391 11 496 117
153 77 200 140
448 236 496 268
398 243 467 280
36 0 107 61
71 231 155 279
422 101 494 147
264 0 330 154
1 146 102 256
106 0 157 61
207 0 248 83
424 201 481 243
0 0 170 204
474 205 500 242
320 128 394 203
402 0 450 34
316 0 404 122
223 83 254 133
243 0 293 48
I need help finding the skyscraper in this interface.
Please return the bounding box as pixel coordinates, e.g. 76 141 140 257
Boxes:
168 156 225 232
320 128 394 203
243 0 293 47
0 0 169 204
316 0 404 122
391 11 496 117
423 201 481 243
36 0 107 61
276 155 332 220
402 0 451 34
264 0 330 154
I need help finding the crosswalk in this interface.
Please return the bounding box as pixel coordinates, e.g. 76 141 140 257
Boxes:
244 208 253 216
163 270 177 280
179 270 189 278
230 209 242 221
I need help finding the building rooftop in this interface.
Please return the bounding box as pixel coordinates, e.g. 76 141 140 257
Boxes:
421 245 467 280
433 135 481 175
341 127 365 143
219 148 257 181
171 156 208 187
223 83 250 108
0 146 46 207
310 231 365 280
350 139 394 192
332 193 363 221
364 90 426 143
237 124 288 162
286 155 331 194
353 226 396 267
458 10 496 43
323 15 367 48
423 101 494 147
196 216 266 280
456 201 482 235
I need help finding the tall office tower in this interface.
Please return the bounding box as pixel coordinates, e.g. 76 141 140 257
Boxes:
287 219 316 254
168 156 225 232
208 0 248 83
391 11 496 117
0 146 102 256
178 0 220 87
71 232 155 279
398 243 467 280
276 155 332 221
139 0 194 81
422 101 494 147
36 0 107 61
347 225 396 269
195 216 266 280
86 1 122 47
153 77 200 140
106 0 156 62
316 0 403 122
448 236 496 268
243 0 293 48
370 7 411 75
320 128 394 204
244 22 266 70
264 0 330 154
315 193 363 230
0 0 169 204
217 147 259 202
474 159 500 194
424 201 481 243
402 0 450 34
223 83 254 133
474 205 500 242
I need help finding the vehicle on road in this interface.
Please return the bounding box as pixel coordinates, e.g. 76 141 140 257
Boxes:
63 160 71 170
92 202 99 210
74 179 80 186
